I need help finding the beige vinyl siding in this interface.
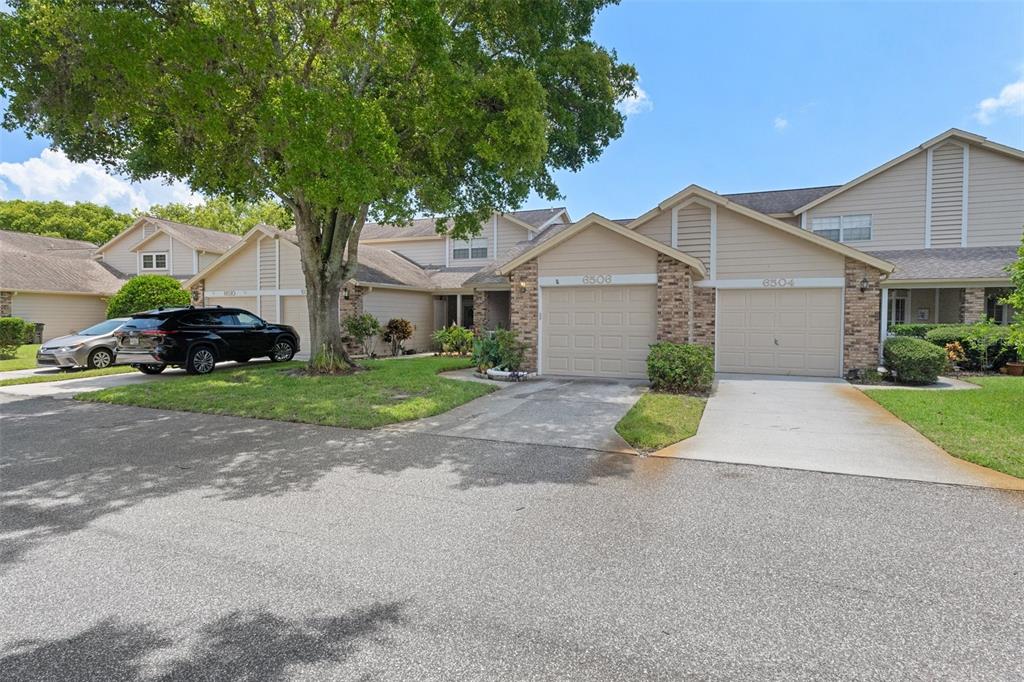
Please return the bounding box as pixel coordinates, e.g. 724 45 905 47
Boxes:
495 216 530 260
281 295 310 348
137 232 171 274
204 240 258 293
206 296 258 315
259 295 278 322
374 238 445 267
806 151 927 251
636 210 672 245
101 223 145 275
258 237 278 288
198 252 219 271
716 206 844 278
362 288 435 354
930 142 965 247
170 237 196 276
279 240 305 289
776 216 801 227
538 225 656 277
967 145 1024 247
12 292 110 342
676 203 711 270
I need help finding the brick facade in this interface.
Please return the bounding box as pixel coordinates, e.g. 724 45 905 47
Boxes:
655 253 715 348
509 261 538 372
961 287 986 323
472 289 488 333
0 291 12 317
843 258 884 377
338 284 366 354
189 280 205 307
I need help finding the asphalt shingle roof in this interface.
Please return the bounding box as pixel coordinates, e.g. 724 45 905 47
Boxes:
869 246 1019 282
360 208 567 241
0 230 126 295
140 217 243 253
723 186 841 215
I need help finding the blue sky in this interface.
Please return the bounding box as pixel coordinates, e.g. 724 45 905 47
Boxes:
1 1 1022 218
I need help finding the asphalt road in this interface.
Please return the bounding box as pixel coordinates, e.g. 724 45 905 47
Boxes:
2 395 1022 680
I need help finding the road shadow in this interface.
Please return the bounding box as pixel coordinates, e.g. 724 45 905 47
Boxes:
0 397 635 570
0 602 405 681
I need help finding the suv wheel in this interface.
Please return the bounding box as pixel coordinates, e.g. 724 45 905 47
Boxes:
138 364 167 375
87 348 114 369
270 339 295 362
186 346 217 375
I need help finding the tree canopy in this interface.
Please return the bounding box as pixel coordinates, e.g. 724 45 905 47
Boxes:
1 0 637 368
0 199 131 244
145 196 293 235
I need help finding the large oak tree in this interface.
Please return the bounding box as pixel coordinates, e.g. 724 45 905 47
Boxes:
1 0 637 369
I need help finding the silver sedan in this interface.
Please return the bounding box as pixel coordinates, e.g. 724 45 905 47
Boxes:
36 318 130 369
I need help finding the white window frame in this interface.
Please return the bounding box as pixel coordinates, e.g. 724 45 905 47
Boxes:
811 214 872 243
140 252 169 270
452 237 488 260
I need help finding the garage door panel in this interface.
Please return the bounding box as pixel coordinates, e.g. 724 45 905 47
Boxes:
717 288 841 377
542 284 655 379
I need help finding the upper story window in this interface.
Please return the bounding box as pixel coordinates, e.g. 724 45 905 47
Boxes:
141 252 168 270
452 237 488 260
811 214 872 242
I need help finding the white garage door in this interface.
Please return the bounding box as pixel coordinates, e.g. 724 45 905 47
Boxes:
281 296 310 350
717 288 842 377
542 285 656 379
206 296 258 315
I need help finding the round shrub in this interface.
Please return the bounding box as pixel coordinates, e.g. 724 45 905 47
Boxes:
888 323 939 338
923 323 1015 370
0 316 31 358
106 275 190 318
382 318 415 356
883 336 947 385
646 342 714 394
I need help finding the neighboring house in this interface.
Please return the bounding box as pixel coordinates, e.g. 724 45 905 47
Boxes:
93 216 242 279
0 231 125 341
185 128 1022 379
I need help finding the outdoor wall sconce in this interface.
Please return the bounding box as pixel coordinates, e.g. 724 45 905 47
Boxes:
859 276 869 293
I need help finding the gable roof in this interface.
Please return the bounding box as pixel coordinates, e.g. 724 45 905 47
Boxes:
360 208 569 241
495 214 708 277
723 186 841 215
626 185 895 273
793 128 1024 215
870 246 1017 282
95 216 241 256
0 230 125 296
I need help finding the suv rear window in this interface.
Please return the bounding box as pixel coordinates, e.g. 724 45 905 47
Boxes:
122 317 167 330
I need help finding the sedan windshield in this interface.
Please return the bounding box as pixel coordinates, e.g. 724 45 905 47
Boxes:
77 318 128 336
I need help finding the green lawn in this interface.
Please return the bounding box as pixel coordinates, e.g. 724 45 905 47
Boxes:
865 376 1024 479
78 356 495 428
0 365 135 387
615 392 706 451
0 344 41 371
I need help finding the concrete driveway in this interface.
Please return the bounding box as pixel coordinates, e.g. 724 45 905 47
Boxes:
2 396 1023 679
389 374 644 453
656 374 1024 491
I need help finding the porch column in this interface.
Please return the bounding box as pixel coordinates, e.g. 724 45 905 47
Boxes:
879 287 889 362
456 293 463 326
961 287 986 323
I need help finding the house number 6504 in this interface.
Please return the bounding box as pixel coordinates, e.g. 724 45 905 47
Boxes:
762 278 795 288
582 274 613 285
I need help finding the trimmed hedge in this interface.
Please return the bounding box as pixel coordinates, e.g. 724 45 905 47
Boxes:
923 324 1015 370
883 336 947 385
106 274 190 318
647 342 714 394
888 323 943 338
0 317 31 358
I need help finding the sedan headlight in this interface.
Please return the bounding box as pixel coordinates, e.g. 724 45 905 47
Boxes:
59 343 84 352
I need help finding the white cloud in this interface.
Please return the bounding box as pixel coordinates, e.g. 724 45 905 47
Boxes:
0 148 202 212
773 116 789 131
975 79 1024 124
618 85 653 116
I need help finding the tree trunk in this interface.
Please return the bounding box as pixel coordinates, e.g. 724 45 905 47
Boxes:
289 199 363 372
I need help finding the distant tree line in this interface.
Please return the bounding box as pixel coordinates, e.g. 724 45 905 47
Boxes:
0 196 293 245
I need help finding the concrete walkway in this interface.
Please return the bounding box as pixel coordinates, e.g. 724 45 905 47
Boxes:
654 374 1024 491
389 373 645 453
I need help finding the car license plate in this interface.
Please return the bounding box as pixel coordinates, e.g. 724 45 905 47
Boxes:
129 336 139 345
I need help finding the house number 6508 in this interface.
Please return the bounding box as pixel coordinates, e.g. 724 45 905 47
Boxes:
582 274 613 285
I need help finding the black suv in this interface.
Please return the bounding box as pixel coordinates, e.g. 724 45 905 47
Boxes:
114 307 300 375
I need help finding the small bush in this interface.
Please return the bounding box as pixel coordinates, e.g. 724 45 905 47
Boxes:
106 275 190 318
0 317 31 358
883 336 947 385
432 325 473 355
471 328 527 372
646 342 714 394
382 318 415 356
923 322 1016 370
343 313 382 356
889 323 939 338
